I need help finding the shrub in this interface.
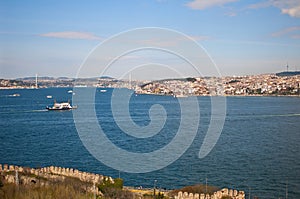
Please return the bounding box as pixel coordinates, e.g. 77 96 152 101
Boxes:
98 178 123 192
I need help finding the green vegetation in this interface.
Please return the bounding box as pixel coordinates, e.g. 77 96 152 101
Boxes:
97 178 135 198
98 177 123 193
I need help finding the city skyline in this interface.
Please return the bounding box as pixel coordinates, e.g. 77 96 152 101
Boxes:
1 0 300 79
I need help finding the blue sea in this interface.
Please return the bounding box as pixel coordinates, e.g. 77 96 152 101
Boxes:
0 87 299 198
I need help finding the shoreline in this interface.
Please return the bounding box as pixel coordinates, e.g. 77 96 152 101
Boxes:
0 86 299 97
0 163 245 199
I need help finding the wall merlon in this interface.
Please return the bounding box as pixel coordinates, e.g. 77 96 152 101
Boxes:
175 188 245 199
9 165 14 171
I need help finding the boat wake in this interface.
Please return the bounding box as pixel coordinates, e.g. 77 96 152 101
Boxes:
232 113 300 118
32 109 49 112
0 109 49 114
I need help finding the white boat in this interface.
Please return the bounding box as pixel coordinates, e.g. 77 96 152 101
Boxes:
46 95 52 99
46 100 77 111
100 89 107 93
67 90 73 93
174 94 188 98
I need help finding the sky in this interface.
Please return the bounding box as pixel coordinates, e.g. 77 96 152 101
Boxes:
1 0 300 79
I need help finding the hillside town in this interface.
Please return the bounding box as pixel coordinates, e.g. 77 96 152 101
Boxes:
136 73 300 96
1 72 300 96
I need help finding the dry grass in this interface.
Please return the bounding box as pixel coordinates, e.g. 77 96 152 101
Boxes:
0 183 96 199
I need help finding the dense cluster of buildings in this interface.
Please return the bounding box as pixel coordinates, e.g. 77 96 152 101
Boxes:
1 73 299 96
136 74 300 96
223 74 299 95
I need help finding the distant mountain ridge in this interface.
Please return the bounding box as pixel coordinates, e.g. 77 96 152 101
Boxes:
276 71 300 76
16 76 114 81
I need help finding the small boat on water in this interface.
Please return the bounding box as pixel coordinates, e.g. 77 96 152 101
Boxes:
46 95 52 99
9 93 20 97
46 100 77 111
100 89 107 93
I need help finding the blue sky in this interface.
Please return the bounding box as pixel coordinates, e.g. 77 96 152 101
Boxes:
1 0 300 79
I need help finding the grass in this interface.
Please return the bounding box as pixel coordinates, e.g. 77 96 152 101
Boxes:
0 172 138 199
0 183 96 199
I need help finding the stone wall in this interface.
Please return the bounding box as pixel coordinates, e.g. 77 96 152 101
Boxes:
1 164 245 199
175 188 245 199
0 163 116 196
0 163 113 184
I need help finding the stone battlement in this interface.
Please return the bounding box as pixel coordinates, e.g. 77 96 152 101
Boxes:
0 163 113 185
175 188 245 199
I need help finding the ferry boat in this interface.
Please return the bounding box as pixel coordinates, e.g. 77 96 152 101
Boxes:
46 100 77 110
11 93 20 97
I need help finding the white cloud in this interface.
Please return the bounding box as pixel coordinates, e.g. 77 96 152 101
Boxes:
186 0 238 10
247 1 271 9
248 0 300 18
272 0 300 18
272 26 300 39
39 31 101 40
281 5 300 17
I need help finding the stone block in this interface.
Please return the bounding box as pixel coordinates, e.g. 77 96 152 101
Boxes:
189 193 194 199
229 189 233 197
233 190 238 196
34 170 39 176
200 193 205 199
216 191 222 198
70 169 74 176
221 188 229 196
183 192 189 198
50 166 54 173
65 168 69 175
178 191 183 199
9 165 15 171
62 167 66 175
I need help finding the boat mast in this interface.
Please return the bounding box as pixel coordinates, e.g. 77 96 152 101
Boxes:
35 74 38 89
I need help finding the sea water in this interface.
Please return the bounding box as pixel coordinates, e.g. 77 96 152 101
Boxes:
0 88 299 198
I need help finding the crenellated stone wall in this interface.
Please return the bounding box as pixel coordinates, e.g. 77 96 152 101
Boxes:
175 188 245 199
1 164 245 199
0 163 111 185
0 164 116 196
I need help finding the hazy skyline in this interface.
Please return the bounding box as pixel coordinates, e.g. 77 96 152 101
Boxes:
1 0 300 79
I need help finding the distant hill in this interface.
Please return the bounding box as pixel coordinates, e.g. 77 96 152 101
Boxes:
16 76 114 81
276 71 300 76
16 76 56 81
